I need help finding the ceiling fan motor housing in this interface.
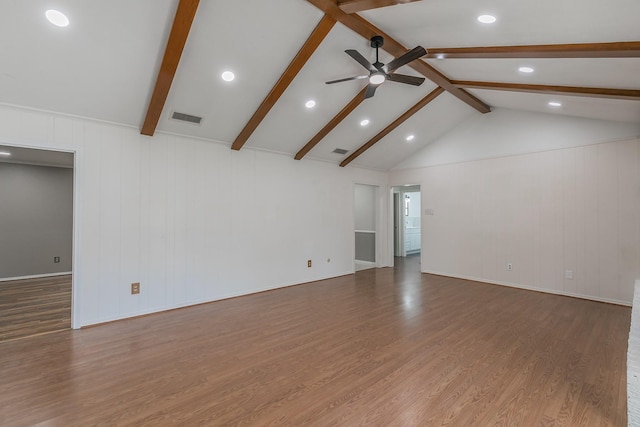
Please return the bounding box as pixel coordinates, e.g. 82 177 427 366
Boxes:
370 35 384 48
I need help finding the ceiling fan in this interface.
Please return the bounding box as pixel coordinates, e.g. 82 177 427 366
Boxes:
326 35 427 99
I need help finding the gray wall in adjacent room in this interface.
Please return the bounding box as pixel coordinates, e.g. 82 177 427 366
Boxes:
355 232 376 262
0 163 73 279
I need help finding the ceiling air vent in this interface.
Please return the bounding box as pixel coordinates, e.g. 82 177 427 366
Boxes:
171 111 203 125
333 148 349 155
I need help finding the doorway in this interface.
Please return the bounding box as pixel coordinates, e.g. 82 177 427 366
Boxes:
392 185 421 259
354 183 378 271
0 144 74 341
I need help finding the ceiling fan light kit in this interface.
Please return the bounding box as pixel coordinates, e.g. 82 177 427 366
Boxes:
369 73 386 84
326 35 427 99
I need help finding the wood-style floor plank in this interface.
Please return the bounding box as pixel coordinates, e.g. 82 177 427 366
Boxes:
0 275 71 342
0 258 629 426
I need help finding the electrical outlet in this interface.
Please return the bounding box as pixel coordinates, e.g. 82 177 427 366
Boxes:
307 259 312 268
565 270 574 279
131 282 140 295
54 256 60 263
507 263 513 271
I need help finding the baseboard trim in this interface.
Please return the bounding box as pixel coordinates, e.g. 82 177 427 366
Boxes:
80 270 356 328
0 272 72 282
423 270 632 307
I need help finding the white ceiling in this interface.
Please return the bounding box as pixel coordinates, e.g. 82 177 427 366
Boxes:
1 0 639 171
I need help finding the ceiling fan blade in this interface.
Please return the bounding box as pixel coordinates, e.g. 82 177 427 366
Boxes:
325 75 369 84
386 73 425 86
384 46 427 73
345 49 376 72
364 83 379 99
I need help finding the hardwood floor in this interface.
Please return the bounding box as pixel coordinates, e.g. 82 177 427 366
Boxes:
0 275 71 342
0 259 630 426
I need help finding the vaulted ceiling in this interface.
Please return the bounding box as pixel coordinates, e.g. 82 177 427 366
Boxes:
2 0 639 170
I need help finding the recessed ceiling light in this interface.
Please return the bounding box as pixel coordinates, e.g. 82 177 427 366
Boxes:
45 10 69 27
548 101 562 107
477 14 496 24
360 119 370 127
518 66 534 73
0 151 10 156
221 71 235 82
406 134 415 141
305 100 316 109
435 54 446 60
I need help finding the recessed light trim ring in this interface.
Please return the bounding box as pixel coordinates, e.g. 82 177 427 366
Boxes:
46 10 69 27
221 71 235 82
477 14 497 24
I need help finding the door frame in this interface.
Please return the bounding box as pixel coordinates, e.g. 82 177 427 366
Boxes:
389 184 421 266
0 141 77 328
354 183 379 271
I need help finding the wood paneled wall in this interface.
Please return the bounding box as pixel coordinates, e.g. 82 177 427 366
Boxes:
416 138 640 304
0 105 389 327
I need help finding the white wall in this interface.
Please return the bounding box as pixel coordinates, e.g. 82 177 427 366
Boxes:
0 104 388 327
391 110 640 305
354 184 376 232
394 108 640 170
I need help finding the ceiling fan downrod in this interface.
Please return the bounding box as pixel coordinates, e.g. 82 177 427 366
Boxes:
371 35 384 69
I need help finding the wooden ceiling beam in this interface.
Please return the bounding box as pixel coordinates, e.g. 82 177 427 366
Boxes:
295 87 368 160
231 15 336 151
338 0 423 14
306 0 491 114
426 41 640 59
340 86 444 167
452 81 640 101
141 0 200 136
